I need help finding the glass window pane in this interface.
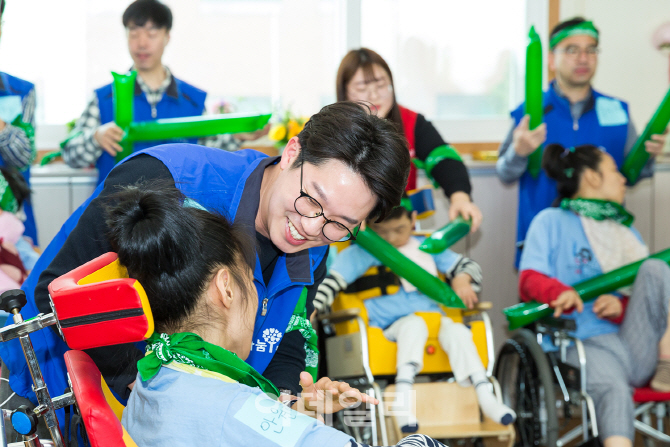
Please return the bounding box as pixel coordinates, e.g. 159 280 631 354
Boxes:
360 0 527 119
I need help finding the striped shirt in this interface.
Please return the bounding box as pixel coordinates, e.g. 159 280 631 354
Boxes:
0 79 36 169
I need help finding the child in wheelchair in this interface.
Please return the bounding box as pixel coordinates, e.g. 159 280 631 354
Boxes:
108 183 447 447
314 204 516 433
519 143 670 447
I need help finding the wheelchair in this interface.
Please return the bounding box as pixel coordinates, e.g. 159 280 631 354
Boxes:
0 252 151 446
319 261 515 446
495 316 670 447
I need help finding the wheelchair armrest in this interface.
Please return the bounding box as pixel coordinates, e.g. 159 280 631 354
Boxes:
537 316 577 333
462 301 492 316
318 308 361 325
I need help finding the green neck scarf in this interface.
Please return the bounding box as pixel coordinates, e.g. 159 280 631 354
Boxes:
138 332 280 397
0 173 18 213
550 21 599 49
560 198 634 227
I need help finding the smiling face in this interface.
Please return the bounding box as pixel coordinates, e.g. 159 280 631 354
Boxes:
126 20 170 72
345 64 395 118
258 138 376 254
549 34 598 89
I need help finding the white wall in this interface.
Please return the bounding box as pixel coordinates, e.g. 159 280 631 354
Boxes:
560 0 670 128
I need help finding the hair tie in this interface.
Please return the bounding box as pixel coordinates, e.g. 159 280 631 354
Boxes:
560 146 576 158
564 168 575 178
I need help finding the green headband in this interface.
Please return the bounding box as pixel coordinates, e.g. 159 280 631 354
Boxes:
0 174 17 214
400 197 413 213
550 21 599 49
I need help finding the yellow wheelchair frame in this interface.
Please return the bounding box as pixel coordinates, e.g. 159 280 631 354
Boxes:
320 260 514 445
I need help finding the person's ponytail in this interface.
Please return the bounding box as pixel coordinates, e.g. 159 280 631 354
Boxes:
541 143 603 200
104 181 255 332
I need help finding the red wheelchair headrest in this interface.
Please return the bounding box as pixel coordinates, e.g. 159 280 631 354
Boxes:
48 252 154 350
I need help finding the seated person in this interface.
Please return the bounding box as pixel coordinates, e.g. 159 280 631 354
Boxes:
111 182 447 447
519 143 670 447
0 167 38 294
314 205 515 433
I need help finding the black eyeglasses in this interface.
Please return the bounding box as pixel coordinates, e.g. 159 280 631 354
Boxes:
294 156 359 242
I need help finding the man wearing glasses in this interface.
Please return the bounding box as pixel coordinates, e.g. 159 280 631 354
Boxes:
0 102 410 426
496 17 666 267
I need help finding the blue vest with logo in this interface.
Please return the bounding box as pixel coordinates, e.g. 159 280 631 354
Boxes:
0 145 327 425
511 81 629 266
94 76 206 184
0 72 38 244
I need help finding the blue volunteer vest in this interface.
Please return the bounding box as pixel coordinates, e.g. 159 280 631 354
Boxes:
0 72 38 245
0 145 327 425
511 81 629 266
94 75 206 184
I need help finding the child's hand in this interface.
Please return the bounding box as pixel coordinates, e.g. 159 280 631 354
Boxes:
550 290 583 317
296 372 378 420
593 294 623 319
451 273 478 309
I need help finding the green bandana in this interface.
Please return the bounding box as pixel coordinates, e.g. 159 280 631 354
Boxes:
286 288 319 381
550 21 599 49
560 198 634 227
0 173 18 213
138 332 280 397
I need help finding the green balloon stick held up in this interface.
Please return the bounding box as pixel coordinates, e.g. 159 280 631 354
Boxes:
109 70 270 164
112 71 137 162
525 26 544 178
125 113 272 142
355 227 465 309
504 247 670 330
621 86 670 184
419 216 471 254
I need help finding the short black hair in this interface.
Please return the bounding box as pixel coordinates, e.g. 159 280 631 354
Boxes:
0 0 5 16
122 0 172 30
550 17 599 45
294 102 410 223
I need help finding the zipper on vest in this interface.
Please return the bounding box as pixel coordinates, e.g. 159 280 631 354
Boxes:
151 106 157 118
59 308 144 329
261 298 268 316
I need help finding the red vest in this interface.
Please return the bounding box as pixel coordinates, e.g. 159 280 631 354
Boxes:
398 105 418 190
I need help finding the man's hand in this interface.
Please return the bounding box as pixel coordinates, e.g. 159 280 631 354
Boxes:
235 123 270 141
451 273 478 309
512 114 547 157
94 122 125 156
550 290 583 318
592 294 623 319
645 131 668 158
448 192 483 233
296 372 378 420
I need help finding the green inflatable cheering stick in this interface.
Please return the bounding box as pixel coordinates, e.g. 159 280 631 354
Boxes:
419 216 471 254
504 247 670 330
621 86 670 184
355 227 465 309
112 71 137 161
525 26 544 178
111 71 271 163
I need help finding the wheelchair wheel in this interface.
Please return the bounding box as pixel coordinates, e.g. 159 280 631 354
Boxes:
495 329 559 447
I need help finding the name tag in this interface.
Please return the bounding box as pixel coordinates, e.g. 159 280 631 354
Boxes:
234 394 314 447
596 97 628 127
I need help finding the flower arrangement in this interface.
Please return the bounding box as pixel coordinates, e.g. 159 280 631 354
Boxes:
268 110 308 152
